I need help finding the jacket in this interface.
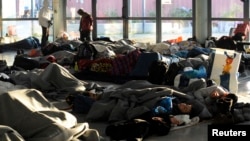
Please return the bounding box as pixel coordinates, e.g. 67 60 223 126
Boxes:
38 0 52 28
79 13 93 31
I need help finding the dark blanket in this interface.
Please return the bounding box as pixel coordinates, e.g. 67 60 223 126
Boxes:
233 102 250 124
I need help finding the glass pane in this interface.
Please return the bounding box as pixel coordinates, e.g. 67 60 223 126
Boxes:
129 20 156 43
66 19 81 39
2 20 42 41
96 0 122 17
162 0 192 17
211 21 242 38
97 20 123 41
130 0 156 17
162 20 192 41
66 0 92 18
211 0 243 18
2 0 52 18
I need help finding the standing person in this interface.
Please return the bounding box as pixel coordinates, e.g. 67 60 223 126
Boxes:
77 9 93 42
38 0 53 47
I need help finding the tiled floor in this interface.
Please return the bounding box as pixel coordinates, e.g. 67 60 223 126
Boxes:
1 50 250 141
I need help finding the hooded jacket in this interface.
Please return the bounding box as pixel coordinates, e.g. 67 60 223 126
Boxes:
38 0 52 28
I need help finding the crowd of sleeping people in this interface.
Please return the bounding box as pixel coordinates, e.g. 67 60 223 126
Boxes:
0 62 245 138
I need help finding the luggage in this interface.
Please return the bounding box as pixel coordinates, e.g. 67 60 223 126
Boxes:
12 55 51 70
76 41 97 60
13 55 40 70
130 52 167 78
147 60 169 85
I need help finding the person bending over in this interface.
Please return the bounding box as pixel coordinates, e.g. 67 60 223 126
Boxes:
77 9 93 42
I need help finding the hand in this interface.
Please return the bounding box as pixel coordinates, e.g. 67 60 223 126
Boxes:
48 20 53 27
210 90 220 98
170 117 180 125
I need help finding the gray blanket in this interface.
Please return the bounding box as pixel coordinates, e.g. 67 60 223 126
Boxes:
0 89 89 141
86 80 193 122
7 63 88 98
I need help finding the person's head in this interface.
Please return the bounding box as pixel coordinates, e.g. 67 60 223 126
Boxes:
43 0 49 8
225 93 238 105
210 86 228 99
173 100 204 118
177 103 192 114
83 91 102 101
62 32 69 40
77 9 85 16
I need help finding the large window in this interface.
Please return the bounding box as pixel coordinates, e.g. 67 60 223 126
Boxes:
210 0 246 38
4 0 249 44
96 0 123 41
129 0 156 17
161 0 193 41
65 0 193 43
128 0 157 43
1 0 53 42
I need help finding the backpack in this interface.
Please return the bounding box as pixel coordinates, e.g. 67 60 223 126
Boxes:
147 60 169 85
0 60 8 72
13 56 40 70
164 62 183 86
76 41 97 60
215 36 237 50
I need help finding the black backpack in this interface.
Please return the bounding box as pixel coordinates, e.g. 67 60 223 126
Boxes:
164 62 183 86
76 41 97 60
147 60 169 85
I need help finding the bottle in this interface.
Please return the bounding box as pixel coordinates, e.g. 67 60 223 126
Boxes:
74 61 79 72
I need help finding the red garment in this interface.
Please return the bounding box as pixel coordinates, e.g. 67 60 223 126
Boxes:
79 15 93 31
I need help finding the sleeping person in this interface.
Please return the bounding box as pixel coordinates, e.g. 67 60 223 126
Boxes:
193 84 238 117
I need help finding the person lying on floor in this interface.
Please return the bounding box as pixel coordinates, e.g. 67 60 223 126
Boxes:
139 96 201 125
3 63 103 99
104 96 202 140
85 80 208 123
193 84 238 118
